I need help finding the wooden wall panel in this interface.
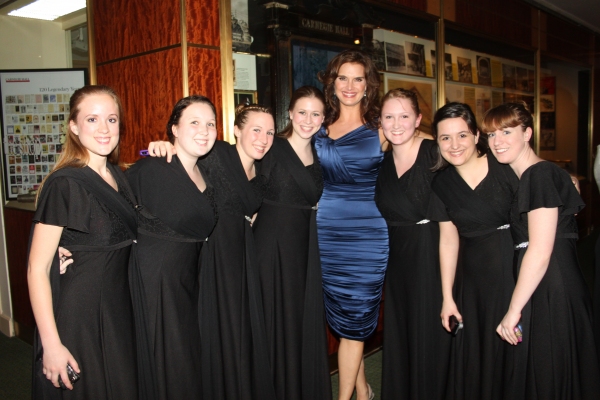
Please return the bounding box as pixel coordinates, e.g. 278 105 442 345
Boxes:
97 49 183 163
4 208 35 336
93 0 181 63
381 0 427 13
187 47 223 138
454 0 532 48
543 13 593 65
186 0 220 47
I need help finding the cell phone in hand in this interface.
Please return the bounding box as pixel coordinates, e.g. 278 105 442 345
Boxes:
58 363 81 390
449 315 463 336
514 324 523 343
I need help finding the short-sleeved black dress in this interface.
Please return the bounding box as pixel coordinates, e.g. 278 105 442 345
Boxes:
197 141 276 400
125 155 217 399
31 164 138 400
375 139 451 400
252 137 331 400
510 161 600 399
431 154 519 400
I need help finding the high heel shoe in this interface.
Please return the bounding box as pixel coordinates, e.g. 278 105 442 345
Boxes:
367 383 375 400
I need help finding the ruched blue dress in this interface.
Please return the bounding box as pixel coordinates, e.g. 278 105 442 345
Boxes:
313 125 389 340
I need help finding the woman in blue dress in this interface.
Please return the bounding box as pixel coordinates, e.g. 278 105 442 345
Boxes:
314 49 388 400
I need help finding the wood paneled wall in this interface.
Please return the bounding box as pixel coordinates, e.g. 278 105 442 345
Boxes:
92 0 222 164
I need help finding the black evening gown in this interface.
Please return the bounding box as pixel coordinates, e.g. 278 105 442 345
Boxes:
252 137 331 400
431 154 519 400
125 155 216 399
198 141 276 400
510 161 600 399
31 164 138 400
375 140 451 400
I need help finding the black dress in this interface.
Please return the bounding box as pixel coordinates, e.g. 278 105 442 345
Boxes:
198 141 276 400
375 140 451 400
510 161 600 399
431 154 519 400
252 137 331 400
125 156 216 399
31 164 138 400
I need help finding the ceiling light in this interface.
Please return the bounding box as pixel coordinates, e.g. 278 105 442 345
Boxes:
9 0 85 21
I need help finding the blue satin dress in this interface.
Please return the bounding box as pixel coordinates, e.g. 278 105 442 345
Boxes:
313 125 389 340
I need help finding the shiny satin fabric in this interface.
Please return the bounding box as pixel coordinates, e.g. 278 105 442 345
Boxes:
313 125 389 340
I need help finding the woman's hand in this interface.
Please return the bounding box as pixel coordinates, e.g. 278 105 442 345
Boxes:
57 247 73 274
41 342 80 390
147 141 176 162
440 298 462 332
496 309 522 345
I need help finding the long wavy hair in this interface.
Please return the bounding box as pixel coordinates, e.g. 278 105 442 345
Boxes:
277 86 326 139
318 50 380 129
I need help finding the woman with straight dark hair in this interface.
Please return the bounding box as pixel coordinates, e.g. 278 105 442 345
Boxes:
28 85 138 399
314 49 388 400
375 88 451 400
483 102 600 399
431 102 519 399
253 86 332 400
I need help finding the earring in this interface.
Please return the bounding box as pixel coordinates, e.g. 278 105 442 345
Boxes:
364 91 367 97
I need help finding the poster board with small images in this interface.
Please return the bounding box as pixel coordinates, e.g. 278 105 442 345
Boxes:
1 69 87 201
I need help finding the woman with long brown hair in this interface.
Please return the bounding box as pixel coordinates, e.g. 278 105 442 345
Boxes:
28 85 138 399
313 49 388 400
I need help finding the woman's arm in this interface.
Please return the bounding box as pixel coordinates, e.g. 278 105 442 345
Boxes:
496 207 557 344
439 220 462 331
28 223 80 389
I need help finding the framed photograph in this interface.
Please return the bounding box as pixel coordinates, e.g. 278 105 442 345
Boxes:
457 57 473 83
0 69 87 201
234 90 257 107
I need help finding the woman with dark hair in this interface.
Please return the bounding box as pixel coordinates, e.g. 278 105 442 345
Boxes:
313 49 388 400
483 102 600 399
431 102 519 399
147 104 278 400
253 86 332 400
125 95 218 399
374 89 451 399
28 85 138 399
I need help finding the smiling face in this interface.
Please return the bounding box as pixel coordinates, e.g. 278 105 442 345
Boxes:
69 93 119 163
436 117 480 168
235 111 275 163
288 96 325 140
172 102 217 159
334 62 366 108
381 97 422 146
488 125 532 165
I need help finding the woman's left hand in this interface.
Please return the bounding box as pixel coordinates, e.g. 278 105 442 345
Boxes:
496 310 521 345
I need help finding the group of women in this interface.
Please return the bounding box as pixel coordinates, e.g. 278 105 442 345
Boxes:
27 48 600 400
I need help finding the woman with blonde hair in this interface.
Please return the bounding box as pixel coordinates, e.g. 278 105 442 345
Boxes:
28 85 138 399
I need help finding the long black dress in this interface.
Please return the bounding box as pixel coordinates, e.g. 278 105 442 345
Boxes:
375 140 451 400
252 137 331 400
431 154 519 400
510 161 600 399
198 141 276 400
125 156 216 399
31 164 138 400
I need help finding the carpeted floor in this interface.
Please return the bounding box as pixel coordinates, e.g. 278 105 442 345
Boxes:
2 230 597 400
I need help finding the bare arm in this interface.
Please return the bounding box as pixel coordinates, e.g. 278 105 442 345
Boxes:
28 223 80 389
496 207 557 344
147 141 176 162
439 221 462 331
